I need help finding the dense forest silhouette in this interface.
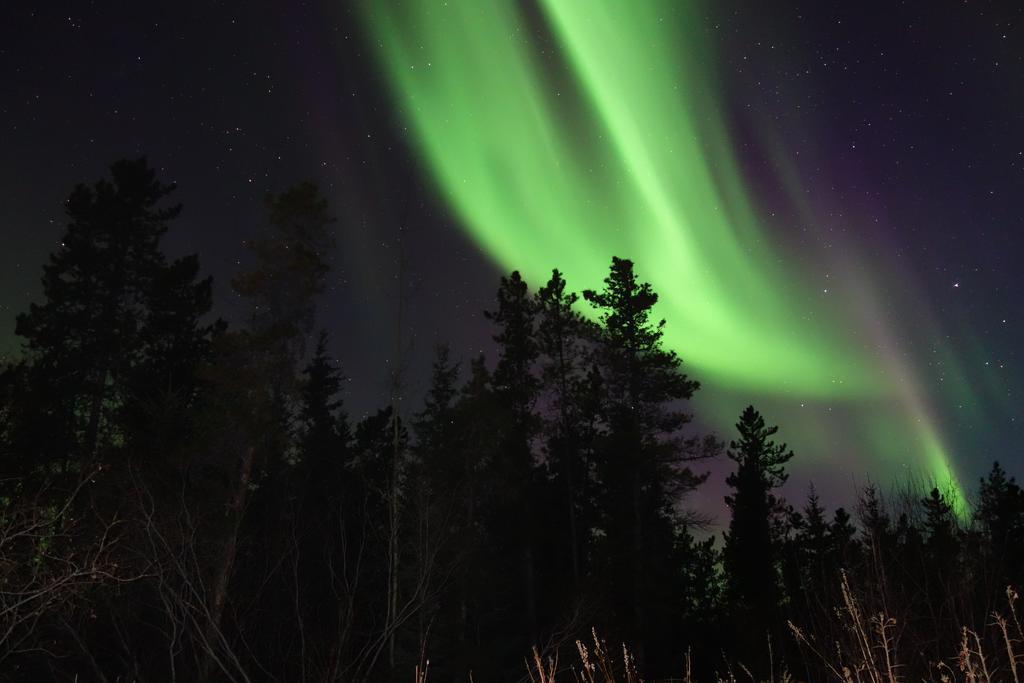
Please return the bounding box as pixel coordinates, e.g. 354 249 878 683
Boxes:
2 159 1023 682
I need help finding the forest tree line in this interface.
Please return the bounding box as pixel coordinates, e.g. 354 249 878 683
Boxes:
1 158 1024 682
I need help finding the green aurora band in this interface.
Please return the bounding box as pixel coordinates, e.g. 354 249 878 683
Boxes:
360 1 967 509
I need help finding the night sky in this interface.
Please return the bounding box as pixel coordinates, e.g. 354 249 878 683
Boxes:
3 1 1023 519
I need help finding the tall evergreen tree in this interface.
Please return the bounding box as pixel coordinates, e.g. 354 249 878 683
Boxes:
485 271 539 425
977 461 1024 589
921 487 960 626
801 486 831 564
14 158 214 469
582 256 716 669
830 507 859 565
483 271 544 650
298 331 350 461
291 331 353 678
722 405 793 664
535 269 592 589
413 344 460 473
857 484 895 567
447 354 506 677
231 181 335 392
196 183 334 682
350 405 410 678
407 344 461 674
787 487 830 619
126 251 222 458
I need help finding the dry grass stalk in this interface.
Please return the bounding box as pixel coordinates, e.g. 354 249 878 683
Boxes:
528 645 559 683
995 586 1024 683
790 574 1024 683
953 627 992 683
414 658 429 683
789 570 899 683
569 628 643 683
418 579 1024 683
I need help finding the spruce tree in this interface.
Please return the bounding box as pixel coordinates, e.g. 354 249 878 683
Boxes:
411 343 461 533
15 158 214 468
231 181 335 392
407 343 461 671
921 488 959 619
535 269 591 587
789 486 830 618
800 485 831 564
977 461 1024 589
858 484 895 566
583 256 716 669
483 271 543 650
722 405 793 662
413 344 460 473
199 184 334 681
298 331 349 461
830 507 858 564
485 271 539 426
449 354 505 677
291 331 352 677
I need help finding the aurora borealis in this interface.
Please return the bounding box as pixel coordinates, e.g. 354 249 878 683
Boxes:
4 1 1022 519
360 0 1020 509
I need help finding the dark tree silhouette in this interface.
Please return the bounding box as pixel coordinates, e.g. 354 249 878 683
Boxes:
231 181 335 391
289 331 354 677
11 164 1024 681
447 354 506 677
583 256 717 669
482 271 544 668
14 157 214 471
406 344 462 676
722 405 793 667
535 269 592 589
977 461 1024 590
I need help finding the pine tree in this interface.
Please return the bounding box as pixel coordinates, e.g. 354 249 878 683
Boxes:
830 507 858 564
292 331 353 677
413 344 460 472
126 251 222 459
535 269 592 587
448 354 505 677
977 461 1024 589
485 271 539 426
922 488 956 563
677 532 725 677
922 487 958 596
407 343 461 670
857 484 895 564
722 405 793 663
411 343 462 544
197 184 334 681
582 256 716 668
800 486 831 564
483 270 544 647
14 158 214 468
785 486 830 619
231 181 335 392
298 331 349 461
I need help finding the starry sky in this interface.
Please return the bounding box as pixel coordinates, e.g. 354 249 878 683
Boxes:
3 1 1023 517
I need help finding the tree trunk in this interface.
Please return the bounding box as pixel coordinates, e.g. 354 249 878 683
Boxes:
83 366 109 462
199 445 254 682
632 466 645 667
563 437 580 585
524 539 538 638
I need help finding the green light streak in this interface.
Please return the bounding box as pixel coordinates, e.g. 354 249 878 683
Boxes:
359 0 965 507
